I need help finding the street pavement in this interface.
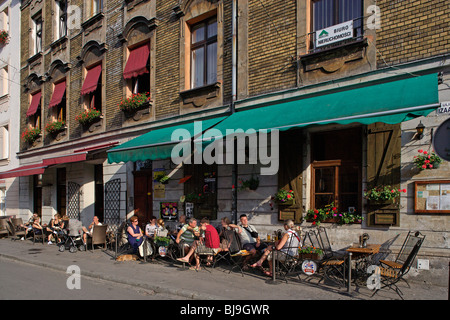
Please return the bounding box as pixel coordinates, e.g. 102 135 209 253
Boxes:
0 238 447 302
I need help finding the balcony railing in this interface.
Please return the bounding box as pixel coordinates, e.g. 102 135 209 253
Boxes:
306 17 364 54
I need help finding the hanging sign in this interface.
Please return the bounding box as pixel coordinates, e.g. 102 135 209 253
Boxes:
316 20 354 48
301 260 318 276
437 101 450 116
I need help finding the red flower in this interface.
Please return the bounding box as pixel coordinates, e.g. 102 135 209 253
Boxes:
418 149 423 153
314 209 319 214
403 189 406 193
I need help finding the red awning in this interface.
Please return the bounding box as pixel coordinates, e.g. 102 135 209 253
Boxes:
26 92 42 117
42 152 87 166
123 43 150 79
0 163 46 179
81 64 102 95
49 80 66 108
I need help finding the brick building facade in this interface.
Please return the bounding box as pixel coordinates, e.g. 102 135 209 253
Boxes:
5 0 449 282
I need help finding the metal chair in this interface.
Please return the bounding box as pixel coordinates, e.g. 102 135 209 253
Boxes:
273 230 303 283
372 231 425 299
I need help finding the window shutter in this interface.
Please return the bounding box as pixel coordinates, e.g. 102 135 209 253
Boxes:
366 123 401 227
278 130 303 223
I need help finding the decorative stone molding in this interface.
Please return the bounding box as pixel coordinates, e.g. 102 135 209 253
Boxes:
179 82 221 108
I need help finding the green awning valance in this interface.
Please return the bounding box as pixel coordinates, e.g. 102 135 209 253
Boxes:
203 74 439 137
107 116 227 163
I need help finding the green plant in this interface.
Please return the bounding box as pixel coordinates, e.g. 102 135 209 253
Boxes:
413 149 442 170
274 189 294 203
364 185 406 202
298 246 323 255
75 107 101 125
238 175 259 191
306 203 337 226
185 192 205 202
21 127 41 144
336 211 363 225
0 30 8 45
118 92 150 113
155 236 170 246
45 120 65 134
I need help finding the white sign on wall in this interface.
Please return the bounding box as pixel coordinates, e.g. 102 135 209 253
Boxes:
316 20 354 48
437 101 450 115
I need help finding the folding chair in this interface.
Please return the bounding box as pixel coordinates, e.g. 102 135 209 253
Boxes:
315 227 347 287
227 230 252 276
274 232 303 283
372 231 425 299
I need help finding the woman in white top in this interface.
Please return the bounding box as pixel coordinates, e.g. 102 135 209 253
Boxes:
250 220 301 277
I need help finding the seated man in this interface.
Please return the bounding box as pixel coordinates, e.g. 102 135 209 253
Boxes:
233 214 268 267
20 213 40 240
81 216 102 245
145 216 158 240
175 217 199 251
177 218 220 270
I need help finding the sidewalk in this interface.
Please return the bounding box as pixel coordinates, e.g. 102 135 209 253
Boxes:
0 238 447 300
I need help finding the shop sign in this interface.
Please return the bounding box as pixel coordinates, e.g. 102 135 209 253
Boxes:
437 101 450 116
316 20 354 48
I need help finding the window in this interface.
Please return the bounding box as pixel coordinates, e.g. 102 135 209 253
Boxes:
190 17 217 88
123 43 150 95
0 125 9 160
27 91 42 130
0 67 7 97
310 128 362 213
311 0 363 49
49 79 66 123
55 0 67 39
81 64 102 113
91 0 103 16
0 187 6 216
33 13 43 55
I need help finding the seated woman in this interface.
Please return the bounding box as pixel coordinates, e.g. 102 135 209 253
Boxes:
31 216 44 235
250 219 301 277
46 214 65 245
127 216 143 253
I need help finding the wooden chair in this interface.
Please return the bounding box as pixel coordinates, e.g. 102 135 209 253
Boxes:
0 218 10 238
372 231 425 299
9 218 27 241
89 224 108 251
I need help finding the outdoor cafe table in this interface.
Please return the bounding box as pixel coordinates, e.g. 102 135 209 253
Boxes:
346 244 381 290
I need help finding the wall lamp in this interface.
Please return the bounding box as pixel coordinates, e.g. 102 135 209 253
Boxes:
416 121 425 140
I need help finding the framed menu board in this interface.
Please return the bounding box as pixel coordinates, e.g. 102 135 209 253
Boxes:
414 180 450 214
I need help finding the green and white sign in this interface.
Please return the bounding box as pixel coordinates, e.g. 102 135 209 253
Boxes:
316 20 354 48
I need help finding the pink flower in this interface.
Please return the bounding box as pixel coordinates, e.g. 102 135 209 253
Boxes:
423 151 428 155
429 164 433 168
422 165 426 169
418 149 423 153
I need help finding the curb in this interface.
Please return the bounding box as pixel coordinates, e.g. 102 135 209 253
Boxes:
0 253 218 300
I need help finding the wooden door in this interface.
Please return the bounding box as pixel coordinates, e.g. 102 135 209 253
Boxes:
134 173 153 229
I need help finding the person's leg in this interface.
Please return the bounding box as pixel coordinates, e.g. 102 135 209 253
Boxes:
250 245 272 267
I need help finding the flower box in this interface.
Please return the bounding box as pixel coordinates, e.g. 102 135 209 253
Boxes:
21 127 41 144
75 108 102 126
299 253 322 260
0 30 9 46
119 92 151 114
45 120 66 135
413 149 442 171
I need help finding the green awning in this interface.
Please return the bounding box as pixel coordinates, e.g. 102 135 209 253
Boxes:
202 74 439 138
107 116 227 163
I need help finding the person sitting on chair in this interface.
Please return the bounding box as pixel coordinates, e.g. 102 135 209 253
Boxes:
127 216 143 253
47 214 65 245
82 216 102 245
20 213 40 240
250 219 301 277
145 216 158 239
235 214 268 267
177 218 220 270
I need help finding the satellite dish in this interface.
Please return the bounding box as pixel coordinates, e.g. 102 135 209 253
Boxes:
433 117 450 162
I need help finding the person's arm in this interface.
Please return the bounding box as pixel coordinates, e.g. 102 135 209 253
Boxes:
127 226 140 238
275 233 289 251
176 228 185 243
229 223 242 233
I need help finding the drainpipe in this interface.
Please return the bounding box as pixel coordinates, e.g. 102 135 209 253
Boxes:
231 0 238 224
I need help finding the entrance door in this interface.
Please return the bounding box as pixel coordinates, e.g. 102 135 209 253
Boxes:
134 173 153 229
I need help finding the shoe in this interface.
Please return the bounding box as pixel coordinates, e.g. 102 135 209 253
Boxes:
48 241 53 245
20 237 24 241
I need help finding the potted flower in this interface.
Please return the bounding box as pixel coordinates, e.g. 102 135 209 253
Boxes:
336 211 364 225
118 92 151 114
45 120 66 135
364 185 406 203
298 246 323 260
413 149 442 170
238 174 259 191
274 189 295 205
21 127 41 144
75 107 101 126
306 203 338 226
0 30 9 45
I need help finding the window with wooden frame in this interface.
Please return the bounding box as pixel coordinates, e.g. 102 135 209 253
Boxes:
310 127 362 213
190 16 217 89
90 0 103 17
27 91 42 131
81 63 102 113
310 0 363 51
49 79 66 123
